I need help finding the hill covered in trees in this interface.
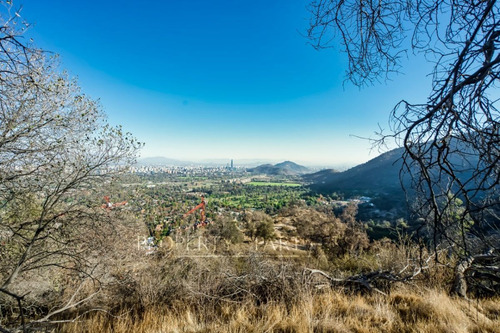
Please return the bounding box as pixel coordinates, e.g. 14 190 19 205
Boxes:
248 161 310 175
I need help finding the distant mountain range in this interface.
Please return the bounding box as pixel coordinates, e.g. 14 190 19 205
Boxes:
137 157 195 166
137 157 349 169
137 157 299 167
304 148 405 195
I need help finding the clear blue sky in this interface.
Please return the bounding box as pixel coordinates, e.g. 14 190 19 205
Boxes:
19 0 432 166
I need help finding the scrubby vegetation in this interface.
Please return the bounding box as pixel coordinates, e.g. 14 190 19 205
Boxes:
3 193 500 332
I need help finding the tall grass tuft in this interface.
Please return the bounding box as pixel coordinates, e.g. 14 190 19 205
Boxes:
60 289 500 333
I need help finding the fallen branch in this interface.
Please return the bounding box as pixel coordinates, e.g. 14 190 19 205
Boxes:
451 251 500 297
304 265 427 296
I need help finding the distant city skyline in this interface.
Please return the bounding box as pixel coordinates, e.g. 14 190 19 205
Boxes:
19 0 433 165
138 156 358 170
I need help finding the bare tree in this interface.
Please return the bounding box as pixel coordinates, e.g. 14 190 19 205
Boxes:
0 2 141 330
308 0 500 296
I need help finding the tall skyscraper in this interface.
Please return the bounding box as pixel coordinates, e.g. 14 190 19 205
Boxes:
230 159 234 169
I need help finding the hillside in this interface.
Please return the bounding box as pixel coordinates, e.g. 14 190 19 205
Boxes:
305 142 484 198
248 161 310 175
304 148 405 195
302 168 340 183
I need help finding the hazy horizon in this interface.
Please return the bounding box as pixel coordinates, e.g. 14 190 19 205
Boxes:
20 0 432 164
137 155 362 169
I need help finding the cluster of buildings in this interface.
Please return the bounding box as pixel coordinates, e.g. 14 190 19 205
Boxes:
129 164 245 175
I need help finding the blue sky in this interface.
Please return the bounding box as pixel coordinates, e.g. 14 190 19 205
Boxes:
18 0 433 166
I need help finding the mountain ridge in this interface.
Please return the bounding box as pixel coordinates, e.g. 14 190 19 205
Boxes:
303 148 405 195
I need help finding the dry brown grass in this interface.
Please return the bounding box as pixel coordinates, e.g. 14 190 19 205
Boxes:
49 227 499 333
59 289 500 333
6 211 495 333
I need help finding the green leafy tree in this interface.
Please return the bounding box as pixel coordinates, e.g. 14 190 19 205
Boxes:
210 215 243 244
255 217 276 245
243 210 275 244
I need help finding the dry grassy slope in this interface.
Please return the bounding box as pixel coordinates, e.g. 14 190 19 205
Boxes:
44 211 500 333
60 288 500 333
59 224 499 332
